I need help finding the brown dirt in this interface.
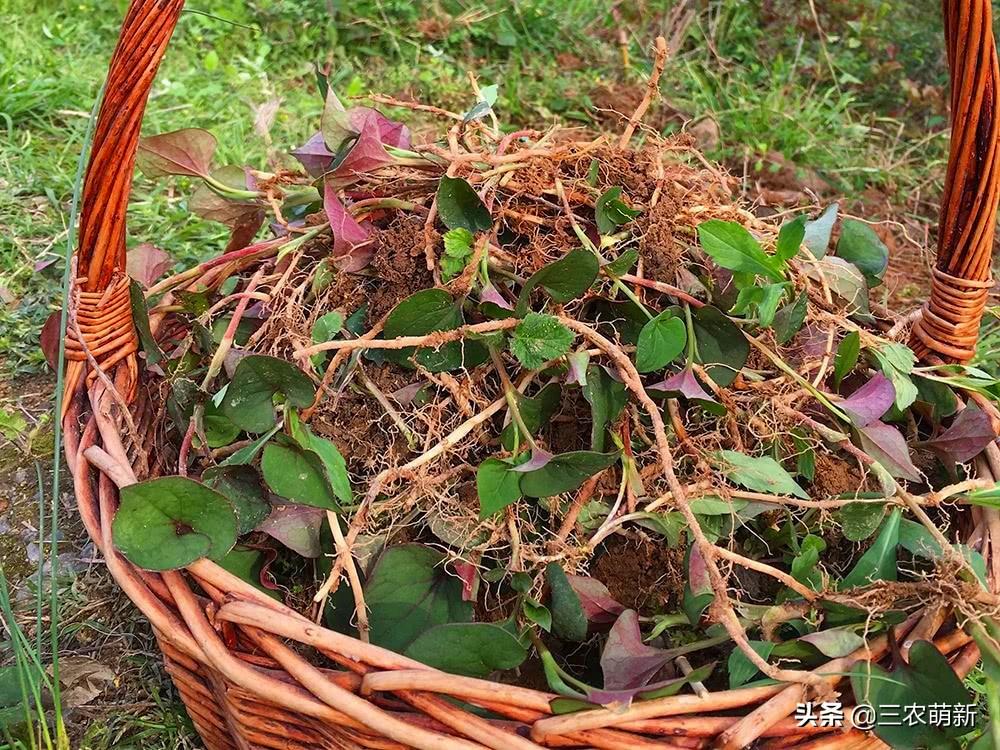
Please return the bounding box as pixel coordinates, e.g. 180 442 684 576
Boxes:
368 215 437 320
809 452 870 498
637 188 685 283
590 534 686 615
588 83 686 134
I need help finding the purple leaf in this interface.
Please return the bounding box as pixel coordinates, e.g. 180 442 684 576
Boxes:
565 351 590 386
323 181 373 271
454 561 478 602
126 243 173 287
567 575 624 624
511 447 553 473
136 128 217 179
649 367 717 403
840 373 894 427
688 544 712 597
190 166 263 228
857 421 921 482
257 504 325 557
329 109 400 181
599 610 673 692
33 256 57 272
925 407 997 464
291 131 334 177
481 283 513 311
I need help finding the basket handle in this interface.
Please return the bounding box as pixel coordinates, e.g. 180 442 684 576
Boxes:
63 0 184 415
913 0 1000 362
77 0 185 292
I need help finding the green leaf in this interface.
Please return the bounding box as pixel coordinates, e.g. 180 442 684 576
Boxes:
112 477 237 571
441 228 475 281
583 365 628 452
310 310 344 370
261 442 340 510
833 331 861 388
697 220 783 281
791 534 827 589
851 640 970 749
520 451 619 498
716 450 808 498
774 216 806 263
595 187 642 234
836 219 888 286
404 622 528 677
772 292 808 345
222 355 316 433
383 288 486 372
219 424 281 467
436 176 492 232
515 249 599 316
524 599 552 631
731 283 788 328
802 203 838 259
872 344 918 410
201 465 271 534
807 257 870 316
501 383 562 450
838 502 886 542
546 563 588 642
603 249 639 277
288 410 352 504
202 400 241 449
691 305 749 387
129 281 163 365
366 544 473 652
840 507 901 589
635 310 686 373
728 640 774 688
510 313 574 370
477 458 524 519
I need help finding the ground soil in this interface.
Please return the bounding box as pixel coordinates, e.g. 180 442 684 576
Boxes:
590 534 686 615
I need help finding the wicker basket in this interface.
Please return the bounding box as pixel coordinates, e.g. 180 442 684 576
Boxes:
62 1 999 748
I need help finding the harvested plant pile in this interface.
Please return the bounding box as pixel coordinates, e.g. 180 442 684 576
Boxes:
92 40 1000 749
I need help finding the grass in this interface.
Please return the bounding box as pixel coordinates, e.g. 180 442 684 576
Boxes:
0 0 970 745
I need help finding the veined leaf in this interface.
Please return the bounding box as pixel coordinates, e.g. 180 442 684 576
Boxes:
697 220 783 281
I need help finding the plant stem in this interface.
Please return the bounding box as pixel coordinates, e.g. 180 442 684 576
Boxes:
489 347 541 454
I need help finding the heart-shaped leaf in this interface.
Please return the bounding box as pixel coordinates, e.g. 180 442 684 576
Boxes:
136 128 217 179
520 450 619 498
126 244 173 287
366 544 473 652
697 220 783 281
772 292 808 344
261 442 340 510
257 503 325 557
291 131 334 176
287 410 352 504
833 330 861 387
799 627 864 658
635 310 686 373
838 502 886 542
840 373 894 427
510 313 574 370
851 640 970 749
567 576 625 624
649 367 718 405
436 176 492 232
222 355 316 433
201 464 271 534
383 289 486 372
925 407 996 464
716 450 808 498
683 544 714 624
600 610 672 691
112 477 237 571
404 623 527 677
324 181 372 271
515 249 600 316
806 257 869 315
501 383 562 450
836 219 888 285
546 563 588 642
857 421 921 482
476 457 524 519
802 203 838 258
691 305 749 387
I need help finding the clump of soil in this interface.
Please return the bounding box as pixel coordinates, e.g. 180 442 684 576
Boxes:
590 535 686 614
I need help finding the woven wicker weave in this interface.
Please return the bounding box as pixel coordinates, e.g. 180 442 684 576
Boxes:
62 1 998 748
